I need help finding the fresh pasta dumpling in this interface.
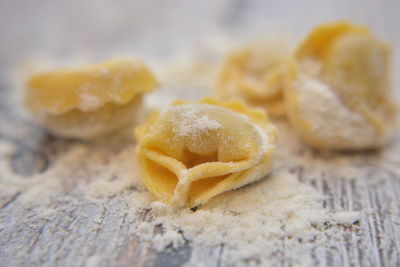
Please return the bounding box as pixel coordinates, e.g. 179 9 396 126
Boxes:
135 98 276 208
215 41 292 117
25 59 158 139
284 21 397 150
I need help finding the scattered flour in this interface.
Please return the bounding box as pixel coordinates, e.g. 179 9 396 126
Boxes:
136 169 332 264
136 222 154 241
295 72 375 146
332 211 361 226
272 120 375 180
153 230 186 251
168 104 222 137
83 146 145 199
0 143 89 206
84 254 104 267
79 92 100 110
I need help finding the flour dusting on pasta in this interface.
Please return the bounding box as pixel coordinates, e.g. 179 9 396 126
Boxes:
295 66 375 145
169 104 222 137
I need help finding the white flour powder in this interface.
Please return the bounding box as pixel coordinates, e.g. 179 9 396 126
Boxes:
139 168 331 263
295 72 376 146
168 105 222 137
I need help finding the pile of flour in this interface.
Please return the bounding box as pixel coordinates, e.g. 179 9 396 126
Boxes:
140 169 330 261
168 104 222 137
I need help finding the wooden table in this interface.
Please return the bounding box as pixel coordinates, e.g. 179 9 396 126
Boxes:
0 1 399 266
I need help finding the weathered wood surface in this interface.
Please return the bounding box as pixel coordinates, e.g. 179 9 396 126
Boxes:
1 1 400 266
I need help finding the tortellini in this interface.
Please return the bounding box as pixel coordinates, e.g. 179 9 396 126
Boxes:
215 41 292 117
284 21 397 150
135 98 276 208
25 59 158 139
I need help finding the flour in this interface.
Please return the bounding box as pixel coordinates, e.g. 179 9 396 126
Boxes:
273 121 377 180
295 72 375 147
0 143 89 205
135 222 154 241
84 254 104 267
153 230 186 250
83 146 145 199
168 104 222 137
79 92 100 110
135 169 331 264
332 211 361 226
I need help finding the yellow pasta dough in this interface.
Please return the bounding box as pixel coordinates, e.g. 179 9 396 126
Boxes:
284 21 397 150
215 42 291 117
135 98 276 208
25 59 158 139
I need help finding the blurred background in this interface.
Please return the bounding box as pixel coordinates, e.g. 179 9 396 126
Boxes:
0 0 399 84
